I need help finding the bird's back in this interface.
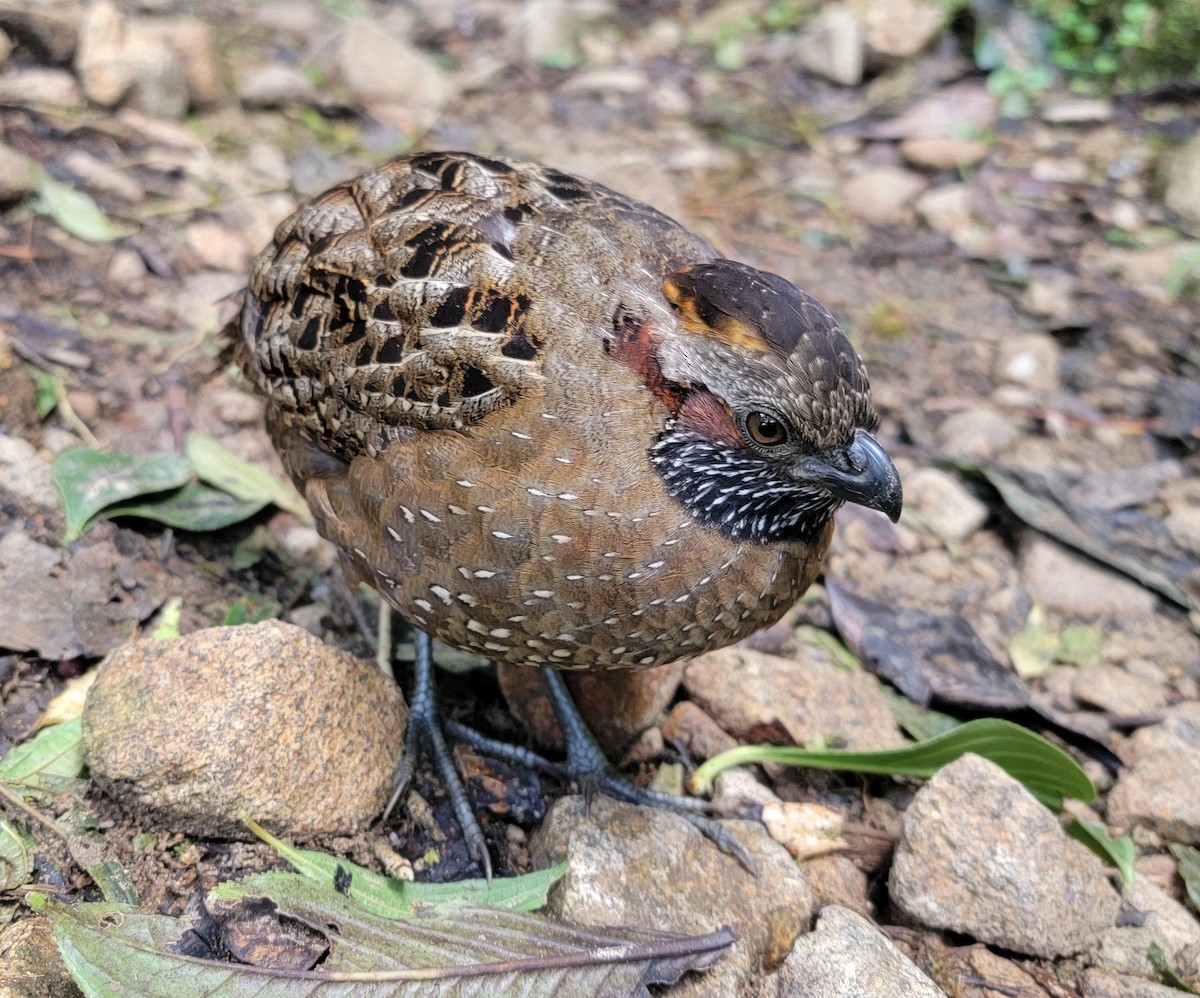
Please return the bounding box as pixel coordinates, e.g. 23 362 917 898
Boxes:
236 151 715 455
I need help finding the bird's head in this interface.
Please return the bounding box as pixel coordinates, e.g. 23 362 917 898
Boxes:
642 259 902 544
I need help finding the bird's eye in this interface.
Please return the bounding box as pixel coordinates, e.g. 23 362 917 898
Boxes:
744 411 788 447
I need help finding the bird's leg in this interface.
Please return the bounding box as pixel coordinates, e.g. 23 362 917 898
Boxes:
385 630 492 884
392 642 755 874
539 668 757 874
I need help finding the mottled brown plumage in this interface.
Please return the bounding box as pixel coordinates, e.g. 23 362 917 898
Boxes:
229 151 901 871
233 151 898 670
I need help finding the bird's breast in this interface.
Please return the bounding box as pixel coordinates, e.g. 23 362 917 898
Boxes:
301 378 829 670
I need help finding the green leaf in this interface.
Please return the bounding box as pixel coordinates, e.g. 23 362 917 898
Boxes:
690 717 1095 809
243 817 566 917
31 168 135 243
1009 605 1059 679
0 718 84 790
1168 843 1200 914
1057 624 1104 668
52 447 190 542
713 35 745 70
535 47 580 70
795 625 861 671
41 882 735 996
1149 942 1200 994
879 687 960 742
65 830 140 904
82 857 140 906
1067 819 1136 887
0 821 35 889
220 594 279 626
29 367 60 420
185 433 311 521
104 483 268 533
150 597 183 640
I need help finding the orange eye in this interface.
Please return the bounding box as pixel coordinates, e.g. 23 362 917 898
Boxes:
745 411 788 447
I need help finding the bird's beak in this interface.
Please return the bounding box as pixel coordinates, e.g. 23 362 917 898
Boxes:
792 428 903 522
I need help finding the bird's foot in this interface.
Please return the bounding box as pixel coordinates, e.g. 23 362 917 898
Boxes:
385 631 492 884
451 669 756 874
542 668 757 874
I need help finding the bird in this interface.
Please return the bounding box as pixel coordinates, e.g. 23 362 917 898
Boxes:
227 150 902 878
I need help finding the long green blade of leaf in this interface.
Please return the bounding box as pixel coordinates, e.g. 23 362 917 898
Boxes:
690 717 1094 809
52 447 190 542
103 482 268 533
1067 819 1135 887
1168 843 1200 914
243 817 565 917
185 433 311 521
0 719 84 789
37 882 735 996
32 168 135 242
0 821 35 890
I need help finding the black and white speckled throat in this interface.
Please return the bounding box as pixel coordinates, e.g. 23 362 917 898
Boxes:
650 429 839 544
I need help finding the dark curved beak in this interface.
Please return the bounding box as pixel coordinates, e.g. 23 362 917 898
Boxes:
794 428 903 522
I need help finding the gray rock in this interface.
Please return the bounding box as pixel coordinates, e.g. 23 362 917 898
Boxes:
936 407 1020 460
337 17 454 108
529 795 812 998
1165 506 1200 556
515 0 593 65
1042 98 1114 123
1020 536 1157 617
1135 702 1200 751
0 434 58 510
904 467 989 541
83 621 407 838
123 27 190 119
0 532 84 659
862 0 944 60
74 2 191 118
803 855 872 919
158 18 226 110
995 332 1061 393
685 646 905 752
1031 156 1089 184
793 2 863 85
889 754 1121 958
1093 876 1200 979
239 64 318 109
776 906 945 997
1107 741 1200 845
107 246 148 288
251 0 325 38
915 182 972 236
899 137 988 171
1020 269 1077 322
1079 969 1188 997
0 143 37 202
62 149 146 202
1072 664 1168 716
1164 131 1200 226
839 166 927 225
0 67 83 108
75 1 134 107
0 27 11 70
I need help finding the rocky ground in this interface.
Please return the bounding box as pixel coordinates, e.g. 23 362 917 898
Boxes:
1 0 1199 995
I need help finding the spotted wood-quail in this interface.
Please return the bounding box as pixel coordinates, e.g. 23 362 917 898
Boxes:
229 150 902 877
